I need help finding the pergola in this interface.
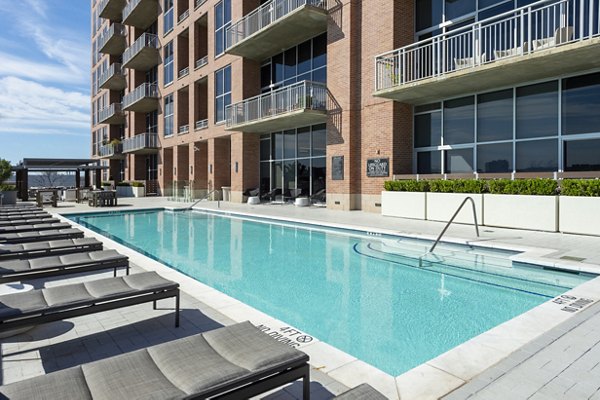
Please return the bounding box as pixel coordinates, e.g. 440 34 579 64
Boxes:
12 158 107 201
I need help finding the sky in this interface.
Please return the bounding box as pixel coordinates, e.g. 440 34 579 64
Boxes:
0 0 91 165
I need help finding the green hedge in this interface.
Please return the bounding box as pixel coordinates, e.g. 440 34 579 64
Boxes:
561 179 600 197
0 184 16 191
131 181 145 187
385 178 561 196
116 182 130 187
487 178 558 196
384 180 429 192
429 179 487 194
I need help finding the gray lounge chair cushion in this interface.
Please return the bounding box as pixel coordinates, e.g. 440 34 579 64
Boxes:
0 272 173 320
0 367 92 400
0 222 71 233
0 228 83 242
0 250 125 274
0 238 101 256
334 383 388 399
82 350 186 400
0 217 58 226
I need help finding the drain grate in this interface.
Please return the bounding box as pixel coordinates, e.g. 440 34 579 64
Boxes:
560 255 586 262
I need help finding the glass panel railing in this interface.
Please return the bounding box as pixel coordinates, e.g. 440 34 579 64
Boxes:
123 0 142 20
99 143 123 157
375 0 598 90
226 0 327 49
98 23 126 51
98 103 124 123
195 119 208 130
195 56 208 69
225 80 327 128
122 133 159 152
123 33 159 65
122 83 159 108
99 63 125 87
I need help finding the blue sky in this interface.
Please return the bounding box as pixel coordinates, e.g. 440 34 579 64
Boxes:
0 0 90 165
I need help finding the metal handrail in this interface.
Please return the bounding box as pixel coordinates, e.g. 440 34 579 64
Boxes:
99 63 124 87
123 33 159 65
186 189 221 209
428 196 480 253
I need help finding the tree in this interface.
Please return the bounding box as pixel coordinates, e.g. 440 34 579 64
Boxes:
0 159 11 184
33 171 62 187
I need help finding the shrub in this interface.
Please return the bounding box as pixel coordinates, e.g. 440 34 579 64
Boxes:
487 178 558 196
116 182 131 187
384 180 429 192
429 179 487 194
101 181 112 186
0 184 16 191
131 181 145 187
0 159 11 185
561 179 600 197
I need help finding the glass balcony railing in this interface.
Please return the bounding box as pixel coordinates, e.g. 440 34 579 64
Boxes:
98 103 125 124
99 143 124 158
122 33 159 68
375 0 600 92
98 63 126 90
178 124 190 135
178 9 190 23
195 55 208 69
178 67 190 78
195 119 208 130
226 80 327 129
97 23 126 54
122 133 159 153
122 83 159 110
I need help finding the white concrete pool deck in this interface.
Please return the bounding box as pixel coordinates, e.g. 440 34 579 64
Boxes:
3 197 600 399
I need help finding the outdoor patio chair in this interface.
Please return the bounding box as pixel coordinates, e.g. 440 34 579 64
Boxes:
261 188 282 202
0 238 103 261
334 383 387 399
454 52 487 70
0 271 180 337
532 26 574 51
243 188 260 197
310 188 326 204
0 222 72 234
0 210 49 218
0 205 41 211
0 228 84 244
0 217 59 227
0 321 309 400
0 249 128 284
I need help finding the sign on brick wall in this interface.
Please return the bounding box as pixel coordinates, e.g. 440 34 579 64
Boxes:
366 158 389 177
332 156 344 180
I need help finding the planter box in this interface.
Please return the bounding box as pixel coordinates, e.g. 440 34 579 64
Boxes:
116 186 133 197
484 194 558 232
559 196 600 236
0 190 17 205
132 186 145 197
427 193 483 224
381 191 426 219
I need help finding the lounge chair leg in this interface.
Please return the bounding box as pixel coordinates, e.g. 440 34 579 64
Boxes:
303 366 310 399
175 291 180 328
126 265 130 275
113 267 117 277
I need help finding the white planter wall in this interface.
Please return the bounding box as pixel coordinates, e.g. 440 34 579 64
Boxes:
132 187 145 198
0 191 17 205
381 191 427 219
116 186 134 197
427 193 483 224
484 194 558 232
560 196 600 236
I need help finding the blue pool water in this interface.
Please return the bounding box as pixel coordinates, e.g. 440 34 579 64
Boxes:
70 209 594 376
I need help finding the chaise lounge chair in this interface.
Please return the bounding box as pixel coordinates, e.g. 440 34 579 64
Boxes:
0 217 60 227
0 271 180 336
0 321 310 400
0 238 103 261
334 384 387 399
0 228 84 244
0 209 48 217
261 188 282 202
0 222 72 234
0 249 128 284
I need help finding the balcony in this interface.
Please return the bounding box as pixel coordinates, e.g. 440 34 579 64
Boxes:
178 67 189 78
374 0 600 104
195 119 208 130
122 133 160 154
98 103 126 125
225 0 328 61
226 81 327 132
99 63 127 91
178 9 190 24
122 0 159 29
195 55 208 70
195 0 207 9
122 83 159 112
98 23 126 55
178 124 189 135
98 0 126 20
122 33 159 71
99 143 125 159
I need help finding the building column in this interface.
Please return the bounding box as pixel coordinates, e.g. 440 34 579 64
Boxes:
75 169 81 188
230 132 259 203
160 147 174 196
190 141 208 199
174 144 190 188
84 169 90 187
207 137 231 200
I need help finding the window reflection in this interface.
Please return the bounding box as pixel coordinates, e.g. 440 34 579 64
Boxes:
516 81 558 139
564 139 600 171
417 151 442 174
477 142 512 172
516 140 557 171
562 72 600 135
443 97 474 145
477 89 513 142
445 148 473 173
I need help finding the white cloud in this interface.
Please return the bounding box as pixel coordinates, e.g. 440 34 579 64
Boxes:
0 51 85 85
0 77 90 136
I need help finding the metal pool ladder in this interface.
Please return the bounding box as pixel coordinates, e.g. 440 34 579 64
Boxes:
186 189 221 210
427 196 480 254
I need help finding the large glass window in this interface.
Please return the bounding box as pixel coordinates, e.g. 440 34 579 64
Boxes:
214 0 231 56
564 139 600 171
417 151 442 174
562 72 600 136
477 89 513 142
445 148 473 173
164 94 174 137
214 65 231 123
163 0 174 34
444 96 474 145
414 111 442 148
516 81 558 139
515 139 557 172
477 142 512 172
164 41 174 85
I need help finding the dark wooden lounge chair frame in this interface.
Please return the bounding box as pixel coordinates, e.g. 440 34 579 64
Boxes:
0 285 180 333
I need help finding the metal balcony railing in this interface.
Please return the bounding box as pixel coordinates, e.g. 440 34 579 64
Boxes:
178 9 190 23
179 124 190 134
195 55 208 69
99 63 125 87
123 0 142 20
195 119 208 130
178 67 190 78
123 33 159 65
226 80 327 128
97 23 126 51
226 0 327 50
99 143 123 158
195 0 207 9
98 103 124 123
122 83 159 108
375 0 600 91
123 133 159 152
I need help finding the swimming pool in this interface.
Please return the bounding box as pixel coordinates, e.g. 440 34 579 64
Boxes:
70 209 594 376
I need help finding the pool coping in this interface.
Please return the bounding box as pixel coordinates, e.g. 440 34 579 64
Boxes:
55 206 600 400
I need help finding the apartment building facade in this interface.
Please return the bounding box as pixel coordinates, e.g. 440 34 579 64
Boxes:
91 0 600 211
